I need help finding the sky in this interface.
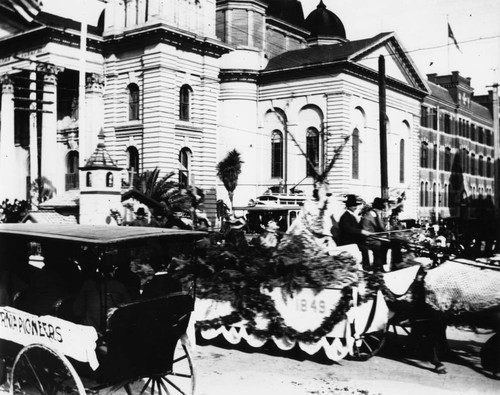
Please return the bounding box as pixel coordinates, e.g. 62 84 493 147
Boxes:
302 0 500 96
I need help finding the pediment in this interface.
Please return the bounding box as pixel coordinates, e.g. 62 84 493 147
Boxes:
350 33 429 94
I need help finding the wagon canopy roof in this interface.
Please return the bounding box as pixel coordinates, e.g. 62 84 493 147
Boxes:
0 224 206 245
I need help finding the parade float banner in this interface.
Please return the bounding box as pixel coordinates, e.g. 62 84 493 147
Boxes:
0 306 99 370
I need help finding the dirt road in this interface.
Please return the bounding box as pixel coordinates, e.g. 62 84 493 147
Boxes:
193 326 499 395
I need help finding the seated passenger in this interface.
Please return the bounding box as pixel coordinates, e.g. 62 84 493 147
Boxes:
73 263 131 333
132 256 182 299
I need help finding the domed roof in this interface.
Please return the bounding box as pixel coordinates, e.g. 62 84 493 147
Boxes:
304 0 346 40
265 0 305 27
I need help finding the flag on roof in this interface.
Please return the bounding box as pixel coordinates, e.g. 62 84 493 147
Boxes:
6 0 43 23
448 22 462 53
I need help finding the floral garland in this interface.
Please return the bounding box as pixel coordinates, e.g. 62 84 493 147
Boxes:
195 287 353 342
187 232 404 343
194 272 400 342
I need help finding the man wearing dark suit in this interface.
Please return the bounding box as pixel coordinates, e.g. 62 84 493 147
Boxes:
338 195 372 269
338 195 370 246
361 197 388 271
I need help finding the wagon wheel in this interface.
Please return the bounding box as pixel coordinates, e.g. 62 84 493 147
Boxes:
349 326 388 361
10 344 86 395
124 334 196 395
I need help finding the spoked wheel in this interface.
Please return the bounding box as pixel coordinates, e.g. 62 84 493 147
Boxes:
349 327 388 361
10 344 86 395
124 334 196 395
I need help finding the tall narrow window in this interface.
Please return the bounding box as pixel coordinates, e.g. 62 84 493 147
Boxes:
271 130 283 178
425 182 430 207
179 85 192 121
432 144 438 169
306 127 320 177
432 182 437 207
420 142 429 168
352 128 360 179
127 146 140 185
399 138 405 183
487 157 492 177
86 172 92 187
106 172 114 188
420 182 425 206
420 106 428 127
66 151 79 190
128 83 140 121
444 147 451 171
179 147 192 187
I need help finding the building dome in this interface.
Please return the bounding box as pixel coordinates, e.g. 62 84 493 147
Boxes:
265 0 305 27
304 0 346 43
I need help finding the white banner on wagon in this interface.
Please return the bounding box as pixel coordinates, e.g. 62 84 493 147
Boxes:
0 306 99 370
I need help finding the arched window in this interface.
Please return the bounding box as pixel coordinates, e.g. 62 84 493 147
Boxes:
399 139 405 183
420 142 429 168
443 184 448 206
352 128 360 179
478 155 484 177
487 157 492 177
179 84 192 121
128 83 140 121
66 151 79 190
420 181 425 207
179 147 192 187
86 172 92 187
126 146 139 185
271 130 283 178
306 127 320 177
432 182 437 207
106 172 114 188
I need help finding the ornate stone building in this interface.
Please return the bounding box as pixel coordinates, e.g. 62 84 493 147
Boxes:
0 0 497 224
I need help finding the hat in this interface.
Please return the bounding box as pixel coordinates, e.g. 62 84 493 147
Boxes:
135 207 147 217
343 194 361 207
372 197 386 210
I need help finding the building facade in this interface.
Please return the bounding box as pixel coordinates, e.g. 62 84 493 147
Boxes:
0 0 497 225
418 72 497 221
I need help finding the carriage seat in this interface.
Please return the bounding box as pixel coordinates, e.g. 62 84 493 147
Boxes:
96 292 194 381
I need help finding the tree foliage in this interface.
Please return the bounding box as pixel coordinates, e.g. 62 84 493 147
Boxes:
216 149 243 208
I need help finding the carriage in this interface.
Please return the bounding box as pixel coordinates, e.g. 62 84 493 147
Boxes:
0 223 205 395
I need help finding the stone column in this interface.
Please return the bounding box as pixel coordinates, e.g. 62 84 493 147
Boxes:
84 73 105 160
40 64 63 193
0 76 16 201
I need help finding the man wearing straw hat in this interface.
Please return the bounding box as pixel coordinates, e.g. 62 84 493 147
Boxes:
361 197 389 272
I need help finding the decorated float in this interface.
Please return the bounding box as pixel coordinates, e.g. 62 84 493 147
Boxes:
184 186 422 362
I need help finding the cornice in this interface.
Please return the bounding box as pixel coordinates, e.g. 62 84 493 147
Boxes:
0 26 102 56
102 24 232 58
220 69 259 83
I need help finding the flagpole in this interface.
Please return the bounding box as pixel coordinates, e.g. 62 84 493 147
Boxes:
447 15 450 73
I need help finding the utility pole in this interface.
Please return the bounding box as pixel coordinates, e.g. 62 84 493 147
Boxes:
379 55 389 201
490 84 499 250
